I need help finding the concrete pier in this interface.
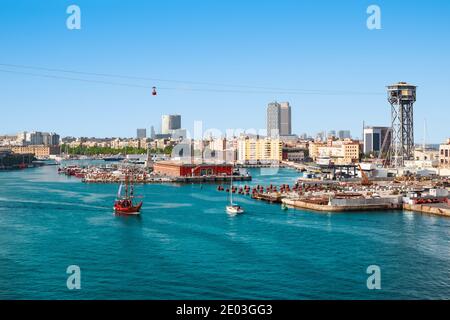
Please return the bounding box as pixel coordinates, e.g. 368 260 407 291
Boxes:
282 198 402 212
403 203 450 217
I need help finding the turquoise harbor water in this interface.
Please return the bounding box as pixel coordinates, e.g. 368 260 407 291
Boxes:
0 164 449 300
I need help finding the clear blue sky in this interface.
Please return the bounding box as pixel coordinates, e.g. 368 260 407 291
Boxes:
0 0 449 143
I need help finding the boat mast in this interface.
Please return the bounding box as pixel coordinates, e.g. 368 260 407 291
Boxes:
125 169 129 199
130 167 134 199
229 166 233 205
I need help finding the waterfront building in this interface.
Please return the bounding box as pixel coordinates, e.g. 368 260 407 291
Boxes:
11 145 60 157
0 150 34 170
439 139 450 168
161 115 181 134
404 148 440 169
153 161 232 177
363 126 391 156
237 137 282 164
267 102 292 138
282 147 306 162
136 128 147 139
309 138 360 165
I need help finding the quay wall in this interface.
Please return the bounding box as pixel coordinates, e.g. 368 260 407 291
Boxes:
330 196 403 207
83 175 251 184
283 198 402 212
403 203 450 217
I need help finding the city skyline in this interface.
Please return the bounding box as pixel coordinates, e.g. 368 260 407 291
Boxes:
0 0 449 142
1 1 450 304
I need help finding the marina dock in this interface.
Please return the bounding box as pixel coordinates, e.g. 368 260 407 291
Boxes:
58 164 251 184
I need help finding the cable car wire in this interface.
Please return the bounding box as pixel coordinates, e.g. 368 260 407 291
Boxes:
0 63 384 96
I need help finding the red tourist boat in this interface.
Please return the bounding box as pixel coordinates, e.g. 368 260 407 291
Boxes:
114 172 143 215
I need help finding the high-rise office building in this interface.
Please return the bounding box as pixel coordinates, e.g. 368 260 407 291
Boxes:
328 130 337 138
18 131 60 146
161 115 181 134
363 126 391 155
267 102 280 138
27 131 44 145
150 126 156 139
338 130 351 140
136 128 147 139
267 102 292 138
43 132 60 146
279 102 292 136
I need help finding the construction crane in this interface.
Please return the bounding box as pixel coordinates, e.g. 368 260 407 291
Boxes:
358 164 372 186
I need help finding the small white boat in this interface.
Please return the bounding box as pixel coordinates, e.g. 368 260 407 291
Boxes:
225 168 244 215
226 205 244 215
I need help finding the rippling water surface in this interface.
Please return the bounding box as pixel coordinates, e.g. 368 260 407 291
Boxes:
0 165 449 299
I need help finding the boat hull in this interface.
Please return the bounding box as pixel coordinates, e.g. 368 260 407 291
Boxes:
226 205 244 215
114 202 143 215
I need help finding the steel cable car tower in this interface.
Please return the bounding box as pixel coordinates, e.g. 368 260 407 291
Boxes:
387 82 417 168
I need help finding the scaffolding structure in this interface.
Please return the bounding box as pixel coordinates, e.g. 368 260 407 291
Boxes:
387 82 417 168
